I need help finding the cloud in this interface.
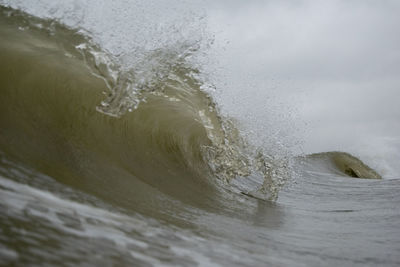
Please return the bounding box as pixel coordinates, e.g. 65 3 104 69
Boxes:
205 0 400 173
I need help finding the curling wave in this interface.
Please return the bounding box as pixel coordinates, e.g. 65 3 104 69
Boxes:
1 3 399 267
0 7 383 211
0 6 290 210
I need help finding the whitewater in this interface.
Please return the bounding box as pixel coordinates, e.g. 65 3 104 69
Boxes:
0 1 399 266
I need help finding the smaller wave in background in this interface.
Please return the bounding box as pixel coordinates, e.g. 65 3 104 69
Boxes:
300 152 381 179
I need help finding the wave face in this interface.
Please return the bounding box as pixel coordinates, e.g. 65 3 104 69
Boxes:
0 6 290 208
1 4 399 267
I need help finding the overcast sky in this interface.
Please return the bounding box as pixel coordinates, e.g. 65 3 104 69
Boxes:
201 0 400 176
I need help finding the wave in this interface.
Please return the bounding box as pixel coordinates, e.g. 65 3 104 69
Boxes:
0 6 291 207
0 6 383 212
0 3 398 267
300 152 381 179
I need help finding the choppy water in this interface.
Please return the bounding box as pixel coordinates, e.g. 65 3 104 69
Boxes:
0 2 399 266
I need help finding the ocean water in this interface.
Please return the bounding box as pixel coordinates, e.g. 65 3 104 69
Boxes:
0 1 399 266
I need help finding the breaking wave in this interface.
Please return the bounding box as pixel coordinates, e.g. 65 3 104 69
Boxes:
0 6 292 206
0 6 381 209
1 4 395 266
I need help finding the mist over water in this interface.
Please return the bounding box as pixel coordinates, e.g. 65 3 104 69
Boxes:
0 0 399 266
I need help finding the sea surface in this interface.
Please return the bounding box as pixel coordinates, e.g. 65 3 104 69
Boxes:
0 1 399 266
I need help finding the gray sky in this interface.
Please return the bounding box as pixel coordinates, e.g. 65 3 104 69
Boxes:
203 0 400 176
